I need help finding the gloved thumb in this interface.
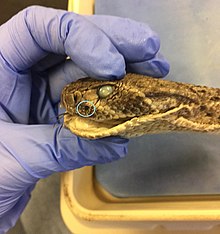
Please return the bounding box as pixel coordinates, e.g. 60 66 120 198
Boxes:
0 120 128 179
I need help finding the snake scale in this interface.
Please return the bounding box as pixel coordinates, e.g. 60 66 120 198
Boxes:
61 73 220 139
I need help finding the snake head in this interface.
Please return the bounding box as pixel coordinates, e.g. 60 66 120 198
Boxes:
60 74 220 139
61 76 153 121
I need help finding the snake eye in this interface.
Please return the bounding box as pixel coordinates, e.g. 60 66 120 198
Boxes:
98 85 113 98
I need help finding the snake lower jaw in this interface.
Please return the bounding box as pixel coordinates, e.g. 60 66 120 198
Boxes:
63 114 131 139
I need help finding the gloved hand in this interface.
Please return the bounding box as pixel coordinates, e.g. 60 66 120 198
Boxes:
0 6 169 233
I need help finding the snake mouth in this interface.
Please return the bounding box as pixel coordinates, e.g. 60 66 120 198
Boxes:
63 112 139 139
64 113 131 134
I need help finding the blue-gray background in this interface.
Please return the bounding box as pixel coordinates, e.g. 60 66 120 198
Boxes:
95 0 220 197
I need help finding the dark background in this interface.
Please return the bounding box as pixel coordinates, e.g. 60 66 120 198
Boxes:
0 0 67 25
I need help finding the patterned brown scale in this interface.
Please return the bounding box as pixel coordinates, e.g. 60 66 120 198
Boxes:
61 73 220 139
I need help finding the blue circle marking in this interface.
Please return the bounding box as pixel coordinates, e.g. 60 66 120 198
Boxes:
76 100 96 118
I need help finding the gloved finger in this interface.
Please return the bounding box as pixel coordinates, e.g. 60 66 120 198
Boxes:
0 120 128 179
32 53 67 72
47 59 88 104
126 53 170 77
85 15 161 63
0 6 125 79
0 185 34 233
28 62 88 124
47 55 169 105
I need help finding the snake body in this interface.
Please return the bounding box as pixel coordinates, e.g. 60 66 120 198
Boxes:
61 74 220 139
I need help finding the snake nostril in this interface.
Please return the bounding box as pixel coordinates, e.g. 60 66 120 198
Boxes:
74 91 82 105
74 95 78 103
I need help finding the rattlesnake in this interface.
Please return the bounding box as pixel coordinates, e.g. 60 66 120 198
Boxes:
61 73 220 139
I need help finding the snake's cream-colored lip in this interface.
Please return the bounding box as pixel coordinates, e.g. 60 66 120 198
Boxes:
64 114 128 132
63 112 139 139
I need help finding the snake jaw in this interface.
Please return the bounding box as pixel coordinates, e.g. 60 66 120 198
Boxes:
63 113 128 138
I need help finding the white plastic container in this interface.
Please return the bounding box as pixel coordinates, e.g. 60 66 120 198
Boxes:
61 167 220 233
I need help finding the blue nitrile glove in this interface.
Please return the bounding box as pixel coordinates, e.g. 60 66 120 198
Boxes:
0 6 169 233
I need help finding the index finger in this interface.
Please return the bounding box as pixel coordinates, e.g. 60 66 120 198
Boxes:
85 15 161 63
0 6 125 79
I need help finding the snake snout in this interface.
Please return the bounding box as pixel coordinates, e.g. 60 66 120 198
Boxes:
61 91 82 115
